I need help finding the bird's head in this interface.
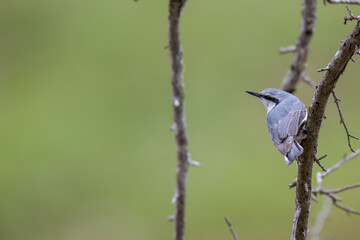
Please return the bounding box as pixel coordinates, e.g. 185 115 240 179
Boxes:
246 88 292 113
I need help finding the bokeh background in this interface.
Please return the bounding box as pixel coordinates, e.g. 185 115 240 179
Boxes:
0 0 359 239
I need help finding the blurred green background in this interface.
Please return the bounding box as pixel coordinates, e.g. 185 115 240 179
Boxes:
0 0 359 239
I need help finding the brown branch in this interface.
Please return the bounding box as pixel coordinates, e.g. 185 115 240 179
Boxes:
281 0 317 93
168 1 192 240
324 0 360 4
224 217 239 240
291 16 360 240
331 89 359 153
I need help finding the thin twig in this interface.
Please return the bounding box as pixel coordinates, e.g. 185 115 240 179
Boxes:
328 193 360 215
224 217 239 240
281 0 317 93
321 183 360 194
344 5 360 24
331 89 359 153
314 155 327 172
311 198 332 240
312 149 360 215
324 0 360 4
168 1 191 240
301 74 316 88
323 149 360 177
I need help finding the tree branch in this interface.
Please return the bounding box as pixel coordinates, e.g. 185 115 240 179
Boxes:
311 198 332 240
281 0 317 93
331 89 359 153
323 148 360 177
224 217 239 240
324 0 360 4
312 149 360 219
344 5 360 25
291 17 360 240
168 1 192 240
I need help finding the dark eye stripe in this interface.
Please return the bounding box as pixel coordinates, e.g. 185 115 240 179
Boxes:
262 95 279 104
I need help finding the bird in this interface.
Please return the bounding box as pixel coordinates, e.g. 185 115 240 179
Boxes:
246 88 307 165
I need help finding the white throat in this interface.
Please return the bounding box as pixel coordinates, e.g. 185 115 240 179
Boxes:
261 99 276 113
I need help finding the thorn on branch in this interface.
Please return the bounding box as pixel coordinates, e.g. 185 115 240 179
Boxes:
344 5 360 25
289 178 297 189
355 45 360 55
279 45 297 55
314 155 327 172
331 89 359 153
168 215 175 221
187 153 200 166
317 67 330 72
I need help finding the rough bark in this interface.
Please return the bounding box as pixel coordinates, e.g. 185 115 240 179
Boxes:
168 1 190 240
291 21 360 240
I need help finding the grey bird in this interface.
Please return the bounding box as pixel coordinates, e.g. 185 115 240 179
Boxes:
246 88 307 165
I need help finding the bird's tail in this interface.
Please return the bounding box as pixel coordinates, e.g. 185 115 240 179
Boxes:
285 141 303 166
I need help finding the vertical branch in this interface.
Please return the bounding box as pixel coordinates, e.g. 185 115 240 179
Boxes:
168 1 190 240
310 198 332 240
291 20 360 240
281 0 317 93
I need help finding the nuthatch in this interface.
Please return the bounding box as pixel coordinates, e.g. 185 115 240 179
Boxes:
246 88 307 165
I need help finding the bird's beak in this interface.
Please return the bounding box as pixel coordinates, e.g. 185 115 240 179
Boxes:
245 91 260 98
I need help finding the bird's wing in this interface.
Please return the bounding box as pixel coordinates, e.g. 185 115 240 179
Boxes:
271 134 294 155
270 105 307 155
277 108 307 140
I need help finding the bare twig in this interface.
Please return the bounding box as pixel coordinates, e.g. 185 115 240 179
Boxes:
331 89 359 153
321 183 360 194
168 1 192 240
281 0 317 93
323 149 360 177
224 217 239 240
301 74 316 88
325 193 360 215
312 149 360 215
311 198 332 240
291 17 360 240
344 5 360 24
314 155 327 172
324 0 360 4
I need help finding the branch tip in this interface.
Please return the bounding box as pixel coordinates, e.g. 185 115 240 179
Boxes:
224 216 239 240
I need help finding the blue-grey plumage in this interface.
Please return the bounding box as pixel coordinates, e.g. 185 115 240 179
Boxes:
246 88 307 165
